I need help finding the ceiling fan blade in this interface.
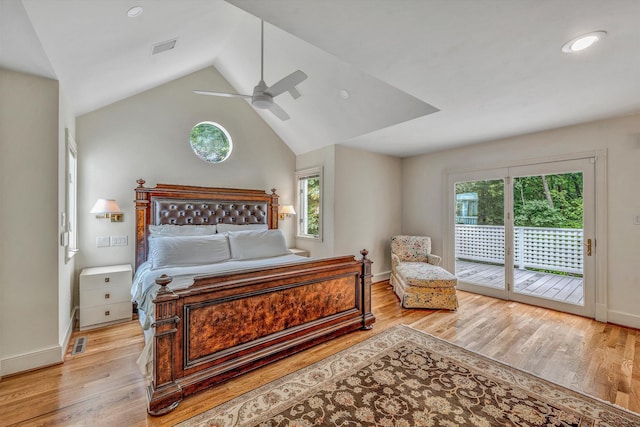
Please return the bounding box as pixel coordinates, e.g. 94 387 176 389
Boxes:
288 87 301 100
267 102 290 121
265 70 308 98
193 90 252 99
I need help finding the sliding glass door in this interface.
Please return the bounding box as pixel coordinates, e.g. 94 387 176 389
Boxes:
454 169 508 300
452 158 595 317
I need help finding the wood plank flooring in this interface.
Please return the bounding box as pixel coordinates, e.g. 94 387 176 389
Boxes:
1 282 638 426
456 260 584 304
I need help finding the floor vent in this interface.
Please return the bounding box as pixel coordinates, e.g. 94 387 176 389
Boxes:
72 336 87 355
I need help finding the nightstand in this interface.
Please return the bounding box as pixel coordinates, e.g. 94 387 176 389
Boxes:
289 248 310 257
79 264 132 330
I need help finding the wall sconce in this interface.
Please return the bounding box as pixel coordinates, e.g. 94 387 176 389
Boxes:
90 199 123 222
279 205 296 220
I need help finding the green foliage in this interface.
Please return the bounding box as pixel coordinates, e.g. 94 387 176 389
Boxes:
513 173 583 228
190 123 231 163
305 177 320 235
456 180 504 225
456 172 583 228
514 200 565 227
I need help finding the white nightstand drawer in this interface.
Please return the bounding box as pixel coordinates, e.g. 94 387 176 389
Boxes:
80 264 132 290
80 264 132 330
80 301 132 329
81 285 131 308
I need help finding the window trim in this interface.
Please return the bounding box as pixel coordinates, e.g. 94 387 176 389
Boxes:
65 129 78 262
295 166 323 241
189 121 233 164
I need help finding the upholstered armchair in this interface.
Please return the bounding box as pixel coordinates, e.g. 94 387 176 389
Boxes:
391 235 442 267
390 235 458 310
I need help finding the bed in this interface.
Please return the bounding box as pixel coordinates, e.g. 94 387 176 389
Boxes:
133 180 375 415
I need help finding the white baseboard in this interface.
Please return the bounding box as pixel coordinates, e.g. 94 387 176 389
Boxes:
60 306 78 360
607 309 640 330
595 303 608 323
1 307 77 378
1 345 63 377
373 270 390 283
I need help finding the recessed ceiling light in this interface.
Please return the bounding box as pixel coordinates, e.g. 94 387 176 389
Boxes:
339 89 350 99
127 6 143 18
562 31 607 53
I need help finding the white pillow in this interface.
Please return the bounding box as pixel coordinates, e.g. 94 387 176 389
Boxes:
227 229 290 260
149 224 217 236
216 223 268 233
149 234 231 270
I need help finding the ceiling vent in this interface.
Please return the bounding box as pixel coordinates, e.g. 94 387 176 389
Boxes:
151 39 177 55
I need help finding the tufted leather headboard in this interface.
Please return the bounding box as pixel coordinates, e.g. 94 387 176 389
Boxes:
134 179 279 270
154 199 268 225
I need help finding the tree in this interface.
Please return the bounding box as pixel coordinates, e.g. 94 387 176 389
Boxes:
514 200 565 227
306 176 320 235
189 123 231 163
456 180 504 225
457 172 583 228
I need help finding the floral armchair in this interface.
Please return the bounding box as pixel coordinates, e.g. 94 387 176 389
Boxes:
391 235 442 268
390 235 458 310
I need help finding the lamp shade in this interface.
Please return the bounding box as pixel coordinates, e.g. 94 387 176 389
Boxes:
90 199 122 214
280 205 296 215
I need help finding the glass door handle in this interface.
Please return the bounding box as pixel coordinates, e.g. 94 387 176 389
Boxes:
583 238 592 256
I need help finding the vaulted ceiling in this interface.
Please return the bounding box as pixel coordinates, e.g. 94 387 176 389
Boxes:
3 0 640 157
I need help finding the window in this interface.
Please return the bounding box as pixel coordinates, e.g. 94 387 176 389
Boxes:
65 129 78 260
189 121 232 163
296 167 322 240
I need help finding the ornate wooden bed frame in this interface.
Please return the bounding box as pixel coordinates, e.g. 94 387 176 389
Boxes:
134 180 375 415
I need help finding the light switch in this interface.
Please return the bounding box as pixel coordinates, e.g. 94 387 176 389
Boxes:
96 236 110 247
110 235 128 246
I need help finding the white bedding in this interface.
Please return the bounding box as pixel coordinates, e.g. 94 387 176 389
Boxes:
132 253 309 376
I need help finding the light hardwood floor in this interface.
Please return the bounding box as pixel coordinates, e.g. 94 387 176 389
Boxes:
1 282 638 426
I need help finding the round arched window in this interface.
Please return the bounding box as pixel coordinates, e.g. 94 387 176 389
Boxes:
189 121 232 163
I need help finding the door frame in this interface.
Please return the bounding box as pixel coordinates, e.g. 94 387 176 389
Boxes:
442 150 608 322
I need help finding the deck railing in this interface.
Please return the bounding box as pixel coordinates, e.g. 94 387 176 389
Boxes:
455 224 583 274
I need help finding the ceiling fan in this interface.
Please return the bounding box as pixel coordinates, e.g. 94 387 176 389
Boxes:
194 20 307 121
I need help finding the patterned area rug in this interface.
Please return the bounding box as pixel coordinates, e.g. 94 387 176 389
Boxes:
175 325 640 426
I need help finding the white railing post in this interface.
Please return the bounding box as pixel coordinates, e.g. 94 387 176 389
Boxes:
516 227 525 270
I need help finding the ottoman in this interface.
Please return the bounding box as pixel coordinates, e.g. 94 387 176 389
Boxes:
391 262 458 310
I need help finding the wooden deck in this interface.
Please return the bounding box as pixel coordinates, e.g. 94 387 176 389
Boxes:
456 260 584 305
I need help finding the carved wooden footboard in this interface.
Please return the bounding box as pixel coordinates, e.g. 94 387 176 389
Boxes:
134 181 375 415
147 252 374 415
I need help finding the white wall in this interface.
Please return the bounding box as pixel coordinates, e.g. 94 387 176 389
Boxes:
402 113 640 328
334 146 401 281
295 145 401 281
76 67 296 275
0 68 62 375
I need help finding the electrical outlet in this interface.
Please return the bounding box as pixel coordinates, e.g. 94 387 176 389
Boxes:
96 236 110 247
110 235 128 246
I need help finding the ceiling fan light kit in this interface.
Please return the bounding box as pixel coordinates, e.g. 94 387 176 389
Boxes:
251 81 273 109
194 20 307 121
